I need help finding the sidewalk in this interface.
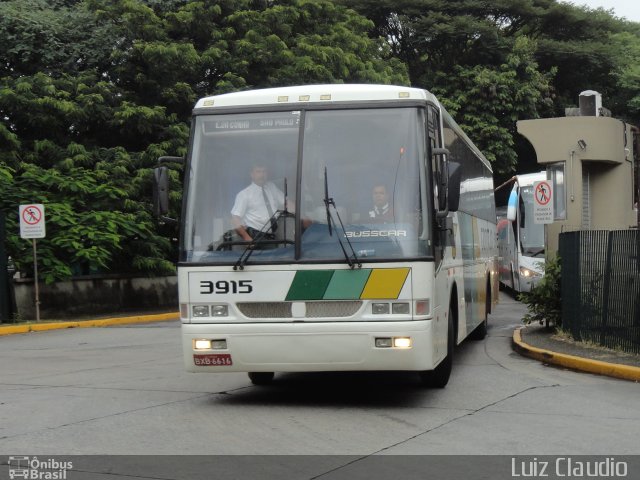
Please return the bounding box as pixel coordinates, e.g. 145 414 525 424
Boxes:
513 324 640 382
0 311 179 336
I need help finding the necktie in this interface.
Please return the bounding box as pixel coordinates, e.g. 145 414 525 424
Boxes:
262 186 278 232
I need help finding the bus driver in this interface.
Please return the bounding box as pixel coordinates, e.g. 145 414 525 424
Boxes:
231 165 285 242
367 184 395 224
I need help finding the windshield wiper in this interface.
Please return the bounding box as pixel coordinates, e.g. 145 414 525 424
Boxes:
323 167 361 269
233 220 275 271
234 179 293 270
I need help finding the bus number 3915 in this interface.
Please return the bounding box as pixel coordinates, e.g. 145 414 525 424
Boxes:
200 280 253 294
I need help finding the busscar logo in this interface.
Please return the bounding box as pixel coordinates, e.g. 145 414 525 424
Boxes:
8 456 73 480
345 230 407 238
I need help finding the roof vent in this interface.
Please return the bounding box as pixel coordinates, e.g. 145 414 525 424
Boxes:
579 90 602 117
565 91 611 117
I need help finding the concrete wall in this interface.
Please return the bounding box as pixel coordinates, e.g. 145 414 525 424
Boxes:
517 116 637 256
12 275 178 321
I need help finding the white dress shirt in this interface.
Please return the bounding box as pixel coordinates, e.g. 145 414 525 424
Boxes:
231 182 284 230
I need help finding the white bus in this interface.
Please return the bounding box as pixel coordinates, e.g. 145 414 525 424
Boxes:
496 172 546 292
155 84 498 387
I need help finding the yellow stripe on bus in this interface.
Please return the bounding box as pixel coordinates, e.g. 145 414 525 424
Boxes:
360 268 410 299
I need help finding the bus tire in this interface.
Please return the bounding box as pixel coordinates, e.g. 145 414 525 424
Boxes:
469 320 487 341
420 306 454 388
248 372 274 385
470 318 487 340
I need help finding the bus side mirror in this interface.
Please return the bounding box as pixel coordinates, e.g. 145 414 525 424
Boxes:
153 166 169 217
152 156 184 220
447 161 461 212
433 147 450 218
506 188 517 222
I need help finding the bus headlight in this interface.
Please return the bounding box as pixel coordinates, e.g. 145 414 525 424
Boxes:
194 339 211 350
392 302 410 314
372 303 390 314
211 305 229 317
192 305 210 317
519 267 541 278
374 337 412 348
393 337 412 348
192 304 229 318
193 339 227 350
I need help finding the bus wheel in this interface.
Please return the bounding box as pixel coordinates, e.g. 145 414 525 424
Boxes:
248 372 274 385
419 307 454 388
470 317 487 341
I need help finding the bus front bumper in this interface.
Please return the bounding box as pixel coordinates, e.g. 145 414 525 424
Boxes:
182 320 438 373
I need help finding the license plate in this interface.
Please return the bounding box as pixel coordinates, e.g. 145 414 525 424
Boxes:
193 354 233 366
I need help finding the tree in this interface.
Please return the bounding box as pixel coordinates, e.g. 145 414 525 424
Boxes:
432 36 555 175
339 0 640 178
0 0 408 282
0 0 115 78
0 71 180 280
607 29 640 123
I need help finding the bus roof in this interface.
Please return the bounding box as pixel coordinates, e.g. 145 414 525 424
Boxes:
194 84 440 109
516 171 546 187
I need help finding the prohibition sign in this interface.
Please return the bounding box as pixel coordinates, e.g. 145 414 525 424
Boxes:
534 181 552 206
22 205 43 225
19 203 46 239
19 203 46 321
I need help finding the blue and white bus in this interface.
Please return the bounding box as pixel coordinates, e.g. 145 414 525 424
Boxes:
156 84 498 387
497 172 546 292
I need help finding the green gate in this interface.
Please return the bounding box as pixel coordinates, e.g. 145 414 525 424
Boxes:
560 230 640 354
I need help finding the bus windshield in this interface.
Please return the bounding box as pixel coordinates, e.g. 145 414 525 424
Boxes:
182 107 430 264
519 186 545 255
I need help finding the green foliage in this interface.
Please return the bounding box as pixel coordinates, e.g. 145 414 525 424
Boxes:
0 68 183 282
607 31 640 122
1 0 639 284
433 36 555 174
341 0 640 177
520 256 562 328
0 0 115 77
1 155 176 282
0 0 405 283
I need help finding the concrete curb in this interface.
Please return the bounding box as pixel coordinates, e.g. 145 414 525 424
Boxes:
513 327 640 382
0 312 179 337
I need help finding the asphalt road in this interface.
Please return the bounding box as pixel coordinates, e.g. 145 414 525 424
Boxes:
0 292 639 460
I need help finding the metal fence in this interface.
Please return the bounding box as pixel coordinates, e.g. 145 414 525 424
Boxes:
560 230 640 354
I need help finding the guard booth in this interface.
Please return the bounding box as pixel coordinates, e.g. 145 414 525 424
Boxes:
517 91 638 257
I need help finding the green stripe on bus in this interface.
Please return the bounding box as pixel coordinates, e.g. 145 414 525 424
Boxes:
323 269 372 299
285 270 335 300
